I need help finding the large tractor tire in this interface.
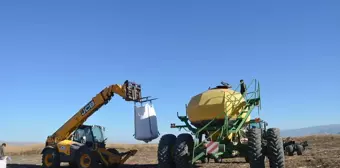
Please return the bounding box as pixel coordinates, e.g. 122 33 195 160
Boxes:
41 148 60 168
266 128 285 168
76 147 97 168
247 128 265 168
174 133 195 168
284 144 294 156
296 144 304 155
157 134 177 168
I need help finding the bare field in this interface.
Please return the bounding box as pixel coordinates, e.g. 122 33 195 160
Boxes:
5 135 340 168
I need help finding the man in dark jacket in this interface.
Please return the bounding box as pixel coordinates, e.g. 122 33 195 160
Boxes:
0 143 6 158
240 79 247 96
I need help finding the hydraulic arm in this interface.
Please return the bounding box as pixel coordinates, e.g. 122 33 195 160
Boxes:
45 80 141 146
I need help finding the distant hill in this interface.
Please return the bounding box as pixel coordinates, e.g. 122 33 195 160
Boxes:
2 124 340 144
280 124 340 137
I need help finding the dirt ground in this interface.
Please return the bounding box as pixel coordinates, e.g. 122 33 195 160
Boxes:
4 135 340 168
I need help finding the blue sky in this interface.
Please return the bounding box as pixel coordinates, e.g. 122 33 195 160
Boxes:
0 0 339 143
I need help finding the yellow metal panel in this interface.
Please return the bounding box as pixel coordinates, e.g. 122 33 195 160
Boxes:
187 89 247 123
57 140 74 155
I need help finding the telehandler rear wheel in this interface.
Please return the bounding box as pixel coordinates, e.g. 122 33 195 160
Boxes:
41 148 60 168
266 128 285 168
247 128 265 168
174 133 194 168
157 134 177 168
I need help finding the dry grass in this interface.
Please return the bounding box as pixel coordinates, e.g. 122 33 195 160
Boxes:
6 143 158 156
6 144 44 156
5 135 340 168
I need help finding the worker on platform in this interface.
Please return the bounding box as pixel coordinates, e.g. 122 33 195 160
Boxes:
240 79 247 96
0 143 6 159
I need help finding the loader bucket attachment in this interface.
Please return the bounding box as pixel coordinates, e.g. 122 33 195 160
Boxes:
124 80 142 102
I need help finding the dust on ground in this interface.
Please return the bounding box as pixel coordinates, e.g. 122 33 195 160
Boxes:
5 135 340 168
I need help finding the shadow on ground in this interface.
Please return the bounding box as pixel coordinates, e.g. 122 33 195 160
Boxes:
7 164 41 168
7 164 204 168
7 164 159 168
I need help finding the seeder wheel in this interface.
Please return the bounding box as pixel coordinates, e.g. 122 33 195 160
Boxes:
174 133 194 168
247 128 265 168
266 128 285 168
157 134 177 168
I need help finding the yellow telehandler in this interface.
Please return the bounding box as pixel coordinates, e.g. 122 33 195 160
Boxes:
41 80 143 168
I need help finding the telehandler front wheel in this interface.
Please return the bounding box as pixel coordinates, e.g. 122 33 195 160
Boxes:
76 147 97 168
41 148 60 168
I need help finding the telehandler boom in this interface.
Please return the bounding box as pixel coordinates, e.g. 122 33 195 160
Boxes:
41 80 142 168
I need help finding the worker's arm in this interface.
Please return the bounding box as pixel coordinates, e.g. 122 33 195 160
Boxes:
46 80 141 145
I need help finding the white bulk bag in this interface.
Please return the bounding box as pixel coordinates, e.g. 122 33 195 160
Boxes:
0 156 11 168
134 103 159 143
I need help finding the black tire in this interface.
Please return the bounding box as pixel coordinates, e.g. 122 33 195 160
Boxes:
285 145 294 156
247 128 265 168
157 134 177 168
76 147 97 168
266 128 285 168
174 133 195 168
296 144 304 155
41 148 60 168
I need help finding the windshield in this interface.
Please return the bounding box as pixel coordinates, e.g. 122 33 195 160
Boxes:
249 122 261 129
73 127 93 143
92 125 105 143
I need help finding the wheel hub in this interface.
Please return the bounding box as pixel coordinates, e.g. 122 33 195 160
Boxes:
83 158 90 164
80 154 91 168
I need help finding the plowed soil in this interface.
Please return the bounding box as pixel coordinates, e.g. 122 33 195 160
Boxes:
5 135 340 168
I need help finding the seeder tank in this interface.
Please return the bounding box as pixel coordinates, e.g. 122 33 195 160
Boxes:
187 86 250 129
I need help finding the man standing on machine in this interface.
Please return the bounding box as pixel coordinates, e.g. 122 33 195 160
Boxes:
240 79 247 96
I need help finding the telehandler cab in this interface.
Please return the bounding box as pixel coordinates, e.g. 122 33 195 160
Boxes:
41 80 144 168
